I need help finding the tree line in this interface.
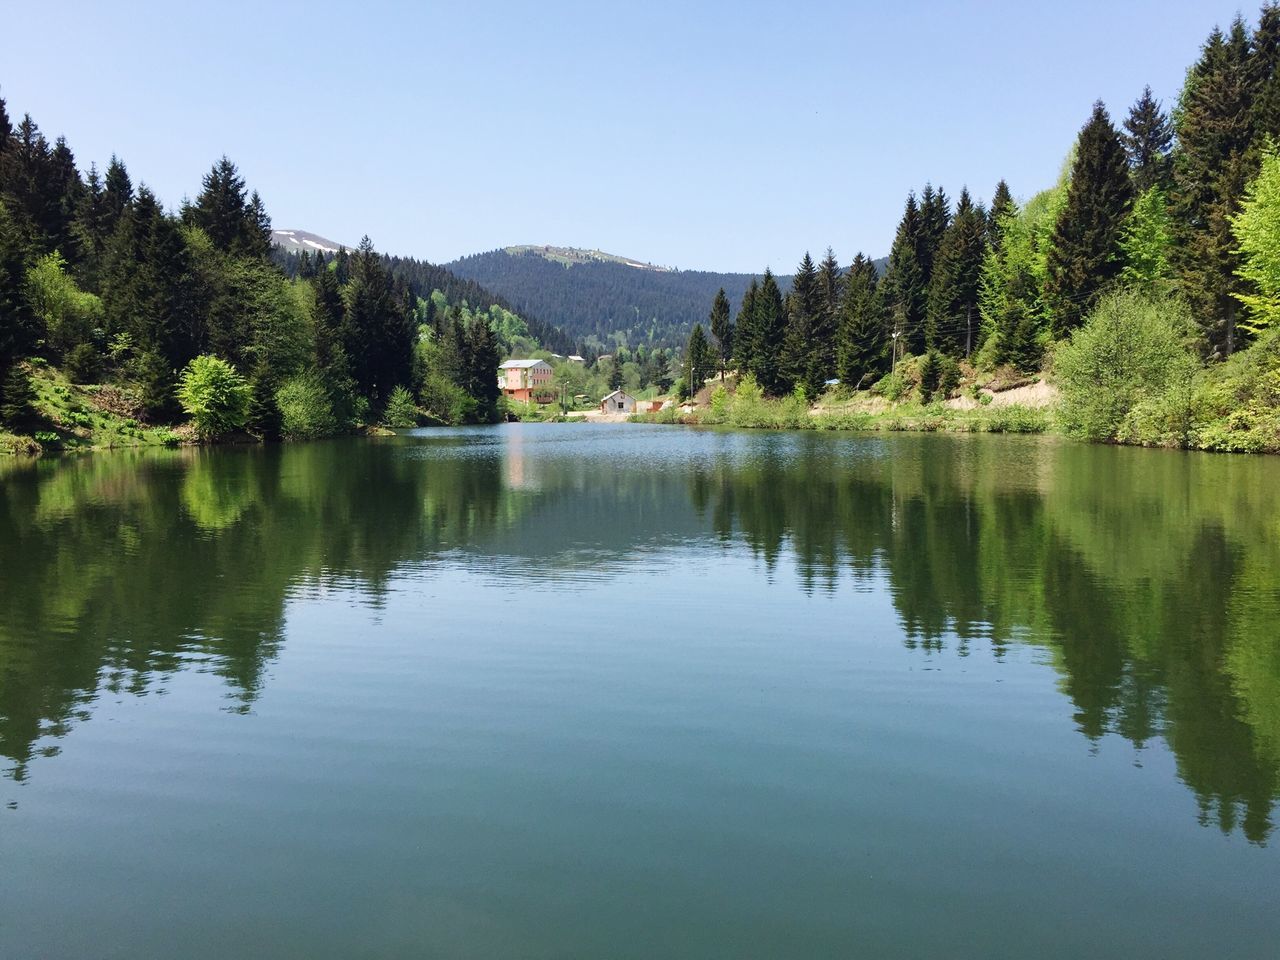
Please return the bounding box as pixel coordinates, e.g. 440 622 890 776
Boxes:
684 4 1280 405
0 96 511 439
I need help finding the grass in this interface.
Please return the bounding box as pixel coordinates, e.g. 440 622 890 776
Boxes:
2 362 184 457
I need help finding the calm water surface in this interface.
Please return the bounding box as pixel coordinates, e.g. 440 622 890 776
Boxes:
2 425 1279 958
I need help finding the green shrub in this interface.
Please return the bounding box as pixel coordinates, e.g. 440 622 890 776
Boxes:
382 385 420 428
34 430 60 445
176 355 251 440
872 369 908 402
65 342 100 383
707 384 730 422
1055 290 1199 444
276 369 339 440
420 373 476 425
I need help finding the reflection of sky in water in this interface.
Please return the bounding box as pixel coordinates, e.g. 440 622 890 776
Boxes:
1 426 1279 959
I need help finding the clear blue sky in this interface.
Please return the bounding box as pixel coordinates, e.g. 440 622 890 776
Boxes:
4 0 1248 272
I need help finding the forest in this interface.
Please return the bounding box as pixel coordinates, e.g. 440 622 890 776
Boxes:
0 98 523 451
448 247 776 351
678 5 1280 453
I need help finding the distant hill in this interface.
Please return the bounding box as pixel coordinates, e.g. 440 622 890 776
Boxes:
448 246 887 350
448 247 763 349
271 229 352 255
270 233 577 355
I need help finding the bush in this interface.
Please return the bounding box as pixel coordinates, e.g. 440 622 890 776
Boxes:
382 385 420 428
276 369 339 440
1055 290 1199 444
872 369 909 402
707 384 730 422
420 373 476 425
176 355 251 440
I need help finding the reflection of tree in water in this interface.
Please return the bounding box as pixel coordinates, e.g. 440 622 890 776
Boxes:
0 440 505 782
2 430 1278 844
688 434 1280 844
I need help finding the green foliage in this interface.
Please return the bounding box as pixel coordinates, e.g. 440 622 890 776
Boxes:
1055 290 1199 443
1231 140 1280 334
837 254 885 388
419 372 476 425
276 369 339 440
709 287 733 377
1 364 36 424
1192 327 1280 452
1120 186 1175 293
176 354 251 440
382 385 419 428
64 342 99 383
25 251 102 356
1045 102 1134 335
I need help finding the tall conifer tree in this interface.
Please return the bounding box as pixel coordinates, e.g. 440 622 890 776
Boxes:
708 287 733 379
1123 86 1174 192
881 193 928 354
781 252 819 392
927 189 988 355
1045 101 1134 335
748 269 787 394
1171 19 1260 356
836 253 885 387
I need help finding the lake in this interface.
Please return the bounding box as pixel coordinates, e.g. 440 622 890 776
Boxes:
2 424 1278 959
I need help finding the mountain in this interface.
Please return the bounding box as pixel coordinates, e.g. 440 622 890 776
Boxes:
448 246 888 350
271 229 352 255
269 236 577 355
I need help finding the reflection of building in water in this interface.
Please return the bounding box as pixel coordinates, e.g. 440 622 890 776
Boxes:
502 428 539 491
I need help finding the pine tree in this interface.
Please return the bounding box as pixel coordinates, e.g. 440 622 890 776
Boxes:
186 156 270 260
748 269 787 395
709 287 733 378
926 188 988 355
988 180 1014 246
0 362 35 425
1252 3 1280 141
781 252 819 391
881 193 928 354
1045 101 1134 335
0 198 35 374
246 190 272 260
1171 19 1260 356
1122 86 1174 193
465 315 502 421
836 253 885 388
683 323 713 399
734 279 760 374
47 137 83 263
918 184 951 282
806 248 842 395
103 156 133 231
6 114 56 246
247 357 282 440
73 163 112 292
343 236 414 412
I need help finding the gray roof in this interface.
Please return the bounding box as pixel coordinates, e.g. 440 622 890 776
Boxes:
499 358 552 369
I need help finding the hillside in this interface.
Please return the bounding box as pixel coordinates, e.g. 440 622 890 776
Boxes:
270 241 577 355
447 247 765 349
271 229 351 255
448 247 887 350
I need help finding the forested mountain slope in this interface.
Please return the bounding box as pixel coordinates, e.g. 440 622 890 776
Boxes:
448 247 888 350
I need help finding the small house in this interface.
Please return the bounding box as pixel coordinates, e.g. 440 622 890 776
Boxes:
600 389 637 414
499 359 554 403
